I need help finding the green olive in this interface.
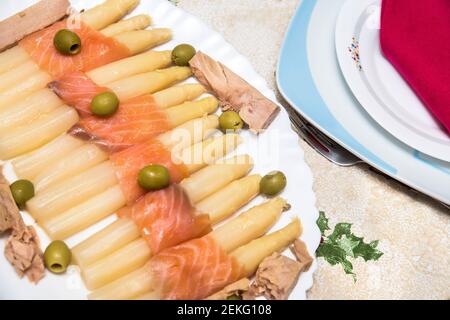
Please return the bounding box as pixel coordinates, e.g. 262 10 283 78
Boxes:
138 165 170 191
44 240 71 274
91 92 119 117
219 111 244 131
53 29 81 55
172 44 196 66
260 171 287 196
10 180 34 207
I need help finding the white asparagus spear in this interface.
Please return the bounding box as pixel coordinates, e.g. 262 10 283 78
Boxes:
80 0 140 31
112 29 172 55
38 137 244 239
134 220 301 301
0 47 30 74
88 198 287 300
78 175 261 289
152 84 207 109
0 71 52 109
0 61 40 93
134 291 160 300
0 89 63 134
6 94 217 163
177 133 241 173
39 67 192 120
165 96 219 128
136 219 302 301
107 67 192 101
86 51 172 86
89 264 154 300
213 197 288 253
26 162 119 222
157 114 219 151
33 145 109 192
1 68 203 160
0 106 79 159
180 154 254 203
0 74 199 138
180 134 243 173
12 135 84 180
0 0 140 73
69 116 222 266
0 51 176 134
0 29 172 106
72 171 257 257
82 239 150 289
72 218 141 269
196 175 262 224
25 117 221 222
100 15 152 37
231 219 302 277
13 115 218 181
55 148 250 263
32 115 219 194
42 186 127 240
0 28 169 81
34 115 219 192
5 95 217 164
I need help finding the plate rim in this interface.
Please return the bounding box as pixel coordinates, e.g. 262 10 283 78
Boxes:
334 0 450 162
277 0 397 174
276 0 450 205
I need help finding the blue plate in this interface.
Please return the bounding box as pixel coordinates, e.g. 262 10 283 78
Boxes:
277 0 450 205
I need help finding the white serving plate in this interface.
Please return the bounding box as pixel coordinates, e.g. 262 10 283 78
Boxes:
335 0 450 162
0 0 320 300
277 0 450 205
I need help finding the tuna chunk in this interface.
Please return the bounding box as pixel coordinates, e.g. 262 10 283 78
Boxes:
206 278 250 300
0 168 45 283
246 239 313 300
190 52 280 133
0 0 70 52
5 226 45 283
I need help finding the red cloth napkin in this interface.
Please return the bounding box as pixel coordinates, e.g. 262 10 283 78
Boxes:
380 0 450 134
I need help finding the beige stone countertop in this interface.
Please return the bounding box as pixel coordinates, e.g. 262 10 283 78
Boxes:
176 0 450 300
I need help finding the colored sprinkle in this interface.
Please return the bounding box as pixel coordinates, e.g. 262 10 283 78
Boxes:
348 37 362 71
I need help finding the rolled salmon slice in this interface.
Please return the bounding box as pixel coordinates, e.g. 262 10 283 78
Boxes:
19 20 131 79
49 67 193 117
69 95 170 152
149 236 244 300
110 139 189 204
118 185 212 254
48 71 107 117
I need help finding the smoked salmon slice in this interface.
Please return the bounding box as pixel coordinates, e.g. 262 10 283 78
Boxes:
49 71 109 117
148 236 244 300
19 20 131 79
118 185 211 253
51 72 171 150
110 140 189 204
69 95 170 152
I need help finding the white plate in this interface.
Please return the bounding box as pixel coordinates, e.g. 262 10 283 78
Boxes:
0 0 320 300
278 0 450 206
335 0 450 162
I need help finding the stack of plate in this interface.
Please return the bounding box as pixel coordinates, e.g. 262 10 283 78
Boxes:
277 0 450 205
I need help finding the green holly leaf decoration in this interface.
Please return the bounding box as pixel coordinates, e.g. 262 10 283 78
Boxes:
316 211 383 281
328 222 352 242
316 241 356 280
353 239 384 262
335 235 360 258
316 211 330 236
